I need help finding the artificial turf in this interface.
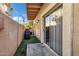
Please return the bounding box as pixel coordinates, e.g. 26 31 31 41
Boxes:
14 36 40 56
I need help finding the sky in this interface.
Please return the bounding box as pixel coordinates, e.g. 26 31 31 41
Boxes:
11 3 30 23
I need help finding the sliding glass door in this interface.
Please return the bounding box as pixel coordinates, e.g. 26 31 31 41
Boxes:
44 5 63 55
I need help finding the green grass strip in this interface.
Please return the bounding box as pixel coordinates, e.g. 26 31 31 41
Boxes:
14 36 40 56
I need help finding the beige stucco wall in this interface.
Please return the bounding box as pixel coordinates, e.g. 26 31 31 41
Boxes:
63 4 73 56
73 3 79 56
0 13 25 56
62 3 79 56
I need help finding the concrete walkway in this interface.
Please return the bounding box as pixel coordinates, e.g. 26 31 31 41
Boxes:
27 43 57 56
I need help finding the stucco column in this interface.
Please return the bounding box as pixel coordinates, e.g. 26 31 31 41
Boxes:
40 17 44 43
62 4 73 56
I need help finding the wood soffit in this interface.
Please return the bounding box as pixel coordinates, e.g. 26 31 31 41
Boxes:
27 3 43 20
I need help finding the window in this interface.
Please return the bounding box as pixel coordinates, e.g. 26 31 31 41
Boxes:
44 5 63 55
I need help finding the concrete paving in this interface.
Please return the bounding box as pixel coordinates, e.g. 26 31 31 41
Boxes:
27 43 56 56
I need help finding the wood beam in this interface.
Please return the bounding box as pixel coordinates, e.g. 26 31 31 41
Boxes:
27 3 43 6
27 9 39 12
27 11 38 13
27 8 40 10
27 13 37 15
28 15 35 17
28 16 36 20
27 5 41 9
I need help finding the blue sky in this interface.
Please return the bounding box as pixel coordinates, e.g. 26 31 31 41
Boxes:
11 3 30 23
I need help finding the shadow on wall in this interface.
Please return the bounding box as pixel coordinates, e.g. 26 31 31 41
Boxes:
0 13 25 56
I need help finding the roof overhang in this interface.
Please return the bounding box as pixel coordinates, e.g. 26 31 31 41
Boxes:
27 3 43 20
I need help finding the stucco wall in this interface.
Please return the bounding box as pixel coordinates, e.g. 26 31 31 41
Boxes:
73 3 79 56
63 4 73 56
0 13 25 56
